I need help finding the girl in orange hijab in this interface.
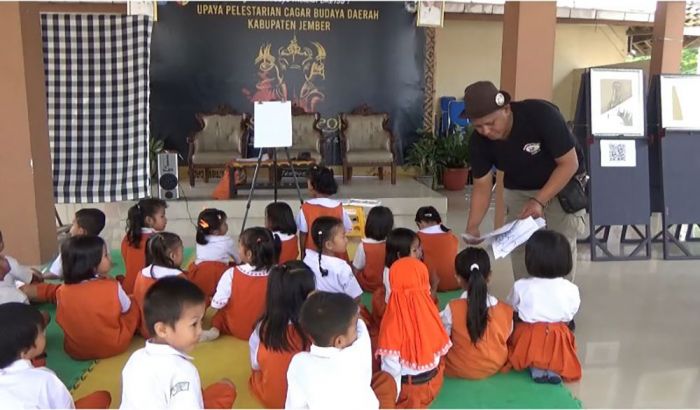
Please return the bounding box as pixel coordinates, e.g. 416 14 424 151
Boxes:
376 257 451 409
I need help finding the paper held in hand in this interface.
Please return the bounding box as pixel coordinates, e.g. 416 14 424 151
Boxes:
462 217 546 259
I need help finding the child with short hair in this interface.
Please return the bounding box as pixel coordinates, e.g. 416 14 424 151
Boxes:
507 230 581 384
133 232 186 338
302 216 362 301
441 247 513 380
415 206 460 291
265 202 300 264
120 277 236 409
0 230 42 305
297 166 352 260
353 206 393 293
121 198 168 294
0 302 111 409
376 257 451 408
249 260 315 408
45 208 106 280
188 208 237 300
56 236 139 360
201 227 276 341
286 291 392 409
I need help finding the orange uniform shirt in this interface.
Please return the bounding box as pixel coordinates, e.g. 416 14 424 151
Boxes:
417 228 459 291
120 231 154 294
56 279 139 360
211 265 268 340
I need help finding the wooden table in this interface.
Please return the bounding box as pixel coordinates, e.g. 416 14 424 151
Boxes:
226 158 316 199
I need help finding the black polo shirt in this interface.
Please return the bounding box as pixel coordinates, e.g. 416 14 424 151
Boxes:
469 99 576 191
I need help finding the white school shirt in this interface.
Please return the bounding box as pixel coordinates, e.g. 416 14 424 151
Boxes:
140 265 183 280
303 250 362 299
507 277 580 323
0 359 75 409
273 231 296 243
285 319 377 409
210 264 269 309
120 341 204 410
440 291 502 336
351 238 384 271
419 224 446 234
0 255 33 305
194 235 239 265
296 198 353 233
48 254 63 278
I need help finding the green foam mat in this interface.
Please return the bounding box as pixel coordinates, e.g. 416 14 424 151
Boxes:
42 248 195 389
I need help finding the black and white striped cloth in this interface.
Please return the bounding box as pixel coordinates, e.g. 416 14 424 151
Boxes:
41 14 152 203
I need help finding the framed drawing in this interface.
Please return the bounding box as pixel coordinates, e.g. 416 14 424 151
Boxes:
660 75 700 131
417 1 444 28
590 69 645 137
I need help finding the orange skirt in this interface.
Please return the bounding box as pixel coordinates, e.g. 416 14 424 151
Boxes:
186 261 229 301
507 322 581 382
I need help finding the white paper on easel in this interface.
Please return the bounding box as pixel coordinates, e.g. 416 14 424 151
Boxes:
254 101 292 148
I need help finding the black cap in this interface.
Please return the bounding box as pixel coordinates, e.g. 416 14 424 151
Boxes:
460 81 511 120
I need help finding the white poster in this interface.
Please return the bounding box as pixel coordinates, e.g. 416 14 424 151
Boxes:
600 139 636 167
590 69 645 137
660 75 700 130
253 101 292 148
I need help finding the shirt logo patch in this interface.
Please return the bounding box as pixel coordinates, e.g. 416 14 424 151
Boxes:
170 382 190 398
523 143 541 155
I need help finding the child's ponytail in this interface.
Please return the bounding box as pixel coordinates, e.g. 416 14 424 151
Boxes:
415 206 450 232
126 198 167 247
455 247 491 344
310 216 342 277
195 208 227 245
240 228 276 271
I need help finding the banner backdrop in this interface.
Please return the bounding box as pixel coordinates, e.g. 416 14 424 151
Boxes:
151 1 425 163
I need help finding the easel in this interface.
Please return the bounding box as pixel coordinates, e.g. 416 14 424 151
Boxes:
240 101 304 234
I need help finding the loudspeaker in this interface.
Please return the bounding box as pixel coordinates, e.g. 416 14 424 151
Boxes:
157 152 179 200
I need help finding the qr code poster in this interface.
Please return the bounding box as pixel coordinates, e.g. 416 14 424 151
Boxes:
600 140 636 168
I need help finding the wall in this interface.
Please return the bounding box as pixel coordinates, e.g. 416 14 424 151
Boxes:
435 19 630 120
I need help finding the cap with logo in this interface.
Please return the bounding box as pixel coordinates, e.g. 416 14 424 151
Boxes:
459 81 512 120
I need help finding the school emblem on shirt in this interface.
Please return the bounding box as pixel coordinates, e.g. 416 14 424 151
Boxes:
523 143 541 155
170 382 190 398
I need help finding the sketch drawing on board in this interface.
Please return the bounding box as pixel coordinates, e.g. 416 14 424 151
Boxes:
590 69 645 137
660 75 700 130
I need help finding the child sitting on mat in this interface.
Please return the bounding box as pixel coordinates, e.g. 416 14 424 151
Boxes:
352 206 393 293
0 302 111 409
507 230 581 384
133 232 187 338
415 206 460 291
187 208 237 301
303 217 362 302
286 292 392 409
376 257 451 409
55 236 139 360
121 198 168 294
0 230 43 306
297 166 352 260
25 208 107 304
120 277 236 410
265 202 299 264
249 260 315 408
201 227 276 342
441 247 513 380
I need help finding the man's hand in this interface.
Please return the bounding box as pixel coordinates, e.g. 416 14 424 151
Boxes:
518 198 545 219
463 226 483 245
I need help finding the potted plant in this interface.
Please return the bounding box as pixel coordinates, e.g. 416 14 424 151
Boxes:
436 126 471 191
404 130 439 188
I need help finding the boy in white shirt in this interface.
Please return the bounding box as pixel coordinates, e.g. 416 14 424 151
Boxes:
0 230 44 305
0 302 111 409
286 291 394 409
120 276 236 409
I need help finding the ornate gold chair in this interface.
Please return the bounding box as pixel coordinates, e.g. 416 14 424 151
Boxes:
340 104 396 184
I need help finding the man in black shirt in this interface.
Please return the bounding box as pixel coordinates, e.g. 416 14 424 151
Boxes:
462 81 584 280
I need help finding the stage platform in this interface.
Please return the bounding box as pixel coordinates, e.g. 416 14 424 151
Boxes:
55 176 447 250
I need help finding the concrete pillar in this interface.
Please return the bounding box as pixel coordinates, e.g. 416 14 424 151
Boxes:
649 1 686 77
494 1 557 227
0 2 56 264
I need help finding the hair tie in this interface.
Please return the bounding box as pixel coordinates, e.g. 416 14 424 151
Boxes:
198 220 209 229
256 237 262 243
425 213 433 217
470 263 479 272
318 230 323 235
